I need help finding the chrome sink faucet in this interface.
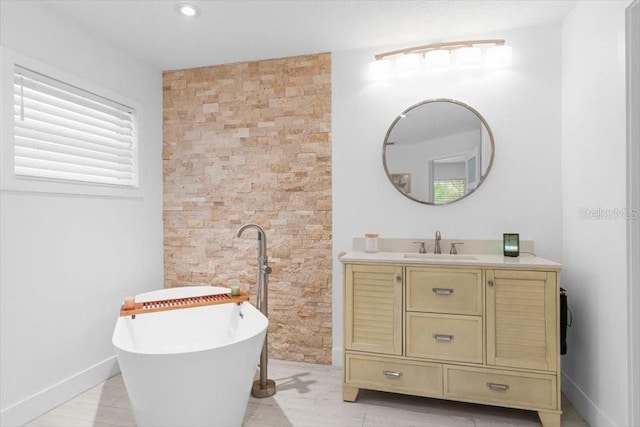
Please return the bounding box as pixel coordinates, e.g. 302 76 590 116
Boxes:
434 231 442 254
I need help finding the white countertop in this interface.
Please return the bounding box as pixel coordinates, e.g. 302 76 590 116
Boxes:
339 251 562 270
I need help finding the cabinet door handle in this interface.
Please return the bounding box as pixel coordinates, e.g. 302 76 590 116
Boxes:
488 280 494 287
432 287 454 295
486 382 510 392
383 370 402 378
432 333 454 342
396 275 402 282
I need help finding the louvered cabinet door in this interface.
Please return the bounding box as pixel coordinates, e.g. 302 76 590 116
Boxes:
486 269 558 372
345 264 403 355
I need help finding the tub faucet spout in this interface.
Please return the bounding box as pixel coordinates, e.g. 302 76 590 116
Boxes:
236 223 276 398
236 223 267 263
236 223 271 312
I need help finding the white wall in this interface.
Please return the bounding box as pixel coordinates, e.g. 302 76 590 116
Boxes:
0 2 163 425
561 2 631 426
627 2 640 424
332 23 563 364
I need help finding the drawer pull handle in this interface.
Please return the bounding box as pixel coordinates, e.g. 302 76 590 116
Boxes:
432 287 454 295
383 370 402 378
433 333 454 342
487 382 510 392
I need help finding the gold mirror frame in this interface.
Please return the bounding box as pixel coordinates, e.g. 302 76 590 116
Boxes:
382 98 495 205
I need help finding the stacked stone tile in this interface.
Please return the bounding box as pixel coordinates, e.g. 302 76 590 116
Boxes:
163 53 332 364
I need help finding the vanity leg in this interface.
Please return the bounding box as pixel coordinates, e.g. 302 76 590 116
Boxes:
342 384 359 402
538 411 561 427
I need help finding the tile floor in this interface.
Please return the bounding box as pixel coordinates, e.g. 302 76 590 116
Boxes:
27 359 588 427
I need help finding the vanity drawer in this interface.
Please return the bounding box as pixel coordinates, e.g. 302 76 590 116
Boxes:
444 365 557 410
345 353 443 397
406 313 483 363
406 267 482 315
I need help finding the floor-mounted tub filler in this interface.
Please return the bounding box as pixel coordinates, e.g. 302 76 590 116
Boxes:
112 286 267 427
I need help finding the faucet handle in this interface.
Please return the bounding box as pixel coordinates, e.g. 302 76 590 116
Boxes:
413 241 427 254
450 242 464 255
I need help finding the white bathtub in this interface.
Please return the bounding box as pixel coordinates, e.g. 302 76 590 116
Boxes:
112 286 267 427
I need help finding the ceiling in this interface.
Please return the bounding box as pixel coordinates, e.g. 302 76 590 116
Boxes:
39 0 578 71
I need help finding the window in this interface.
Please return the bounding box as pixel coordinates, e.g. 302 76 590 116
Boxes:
433 179 465 204
1 47 141 197
13 65 138 187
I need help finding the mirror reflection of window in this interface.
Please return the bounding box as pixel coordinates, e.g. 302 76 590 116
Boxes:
434 179 465 204
432 158 465 204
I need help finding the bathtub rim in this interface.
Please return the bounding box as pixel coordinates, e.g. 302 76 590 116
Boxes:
112 286 267 356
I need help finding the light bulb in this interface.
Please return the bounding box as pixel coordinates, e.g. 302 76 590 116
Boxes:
424 49 450 70
486 45 512 68
175 3 200 17
369 59 392 81
455 46 481 67
395 53 421 73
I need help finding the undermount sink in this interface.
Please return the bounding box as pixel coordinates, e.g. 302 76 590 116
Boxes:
402 253 477 261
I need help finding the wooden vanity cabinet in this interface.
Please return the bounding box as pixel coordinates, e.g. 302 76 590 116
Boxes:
406 266 484 364
486 269 558 372
344 264 403 356
343 262 562 427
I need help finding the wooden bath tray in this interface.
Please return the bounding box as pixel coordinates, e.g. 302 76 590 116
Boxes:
120 292 249 317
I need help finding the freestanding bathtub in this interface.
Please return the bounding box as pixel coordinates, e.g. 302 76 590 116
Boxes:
112 286 267 427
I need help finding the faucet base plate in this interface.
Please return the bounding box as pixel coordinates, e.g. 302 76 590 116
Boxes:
251 379 276 398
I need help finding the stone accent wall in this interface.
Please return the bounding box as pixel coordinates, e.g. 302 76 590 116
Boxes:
163 53 332 364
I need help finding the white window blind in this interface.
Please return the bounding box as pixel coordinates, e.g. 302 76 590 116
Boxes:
13 65 138 187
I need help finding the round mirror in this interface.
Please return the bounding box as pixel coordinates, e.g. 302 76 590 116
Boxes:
383 99 494 205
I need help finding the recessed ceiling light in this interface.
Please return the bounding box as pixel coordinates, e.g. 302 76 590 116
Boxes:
175 3 200 17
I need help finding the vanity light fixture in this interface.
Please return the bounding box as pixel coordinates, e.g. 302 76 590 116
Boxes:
424 49 451 70
486 45 513 68
175 2 200 17
369 58 392 81
370 39 511 79
455 46 482 67
395 52 421 73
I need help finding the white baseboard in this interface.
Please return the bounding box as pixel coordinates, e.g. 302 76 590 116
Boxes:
561 370 618 427
0 356 120 427
332 347 343 368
